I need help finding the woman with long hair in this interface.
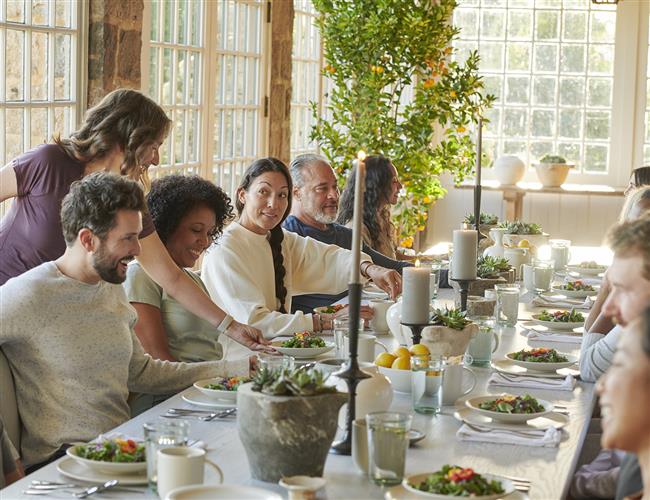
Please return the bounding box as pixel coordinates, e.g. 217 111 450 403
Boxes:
201 157 401 358
624 166 650 196
0 89 267 352
336 155 403 259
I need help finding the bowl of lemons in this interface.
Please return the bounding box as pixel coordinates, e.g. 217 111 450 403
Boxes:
375 344 430 393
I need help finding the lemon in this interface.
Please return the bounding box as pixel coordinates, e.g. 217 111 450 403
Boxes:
393 346 411 359
518 239 530 248
409 344 430 357
374 352 396 368
391 356 411 370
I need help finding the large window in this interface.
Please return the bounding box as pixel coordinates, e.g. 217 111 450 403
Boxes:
1 0 85 166
143 0 269 195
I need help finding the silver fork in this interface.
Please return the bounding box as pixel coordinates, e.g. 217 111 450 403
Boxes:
200 408 237 421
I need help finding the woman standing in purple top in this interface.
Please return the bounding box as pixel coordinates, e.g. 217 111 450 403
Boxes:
0 89 268 352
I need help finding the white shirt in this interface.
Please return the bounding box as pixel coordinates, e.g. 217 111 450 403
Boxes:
579 325 622 382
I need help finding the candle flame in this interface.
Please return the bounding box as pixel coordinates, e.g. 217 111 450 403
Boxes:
415 259 421 267
357 150 367 162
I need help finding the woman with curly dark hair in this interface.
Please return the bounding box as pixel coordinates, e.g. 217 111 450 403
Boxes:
336 155 403 259
201 158 400 359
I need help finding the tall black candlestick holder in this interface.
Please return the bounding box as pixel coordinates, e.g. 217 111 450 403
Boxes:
400 321 435 345
450 278 477 312
330 282 370 456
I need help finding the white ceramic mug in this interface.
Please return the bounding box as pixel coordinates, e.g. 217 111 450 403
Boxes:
442 364 477 405
352 418 368 475
157 447 223 500
369 299 394 333
343 333 388 363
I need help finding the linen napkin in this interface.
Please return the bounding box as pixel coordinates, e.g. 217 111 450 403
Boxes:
488 372 576 391
532 295 592 310
457 423 562 447
524 328 582 344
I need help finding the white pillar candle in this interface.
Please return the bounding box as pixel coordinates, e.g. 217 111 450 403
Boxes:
350 151 366 284
402 266 431 324
451 230 478 280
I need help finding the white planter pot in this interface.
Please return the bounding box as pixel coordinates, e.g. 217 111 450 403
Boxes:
333 363 393 427
503 233 549 258
535 163 573 187
483 227 507 258
494 155 526 185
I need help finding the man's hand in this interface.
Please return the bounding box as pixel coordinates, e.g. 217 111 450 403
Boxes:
367 266 402 300
225 320 276 353
333 304 374 321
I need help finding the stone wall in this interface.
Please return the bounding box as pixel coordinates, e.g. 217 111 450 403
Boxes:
87 0 144 106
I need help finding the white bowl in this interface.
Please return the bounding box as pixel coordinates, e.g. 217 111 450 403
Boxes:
377 365 411 393
465 395 553 423
193 378 241 402
566 264 607 276
270 341 334 359
403 471 515 499
550 285 598 298
506 352 578 372
313 305 347 315
166 485 282 500
66 445 146 475
531 314 584 331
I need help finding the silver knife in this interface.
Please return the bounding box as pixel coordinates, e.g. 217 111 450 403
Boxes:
74 479 119 498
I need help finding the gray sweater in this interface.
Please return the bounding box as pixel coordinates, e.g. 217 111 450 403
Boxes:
0 262 247 466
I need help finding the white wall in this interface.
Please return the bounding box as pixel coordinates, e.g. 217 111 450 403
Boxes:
423 175 624 249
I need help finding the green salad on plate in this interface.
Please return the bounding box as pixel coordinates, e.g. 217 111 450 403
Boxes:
410 465 505 496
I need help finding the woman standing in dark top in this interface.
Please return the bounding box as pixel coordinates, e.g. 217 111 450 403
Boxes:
0 88 267 352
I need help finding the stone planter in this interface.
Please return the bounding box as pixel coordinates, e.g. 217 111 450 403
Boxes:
450 276 506 299
496 268 516 283
535 163 573 187
466 296 496 317
421 323 478 358
237 383 347 482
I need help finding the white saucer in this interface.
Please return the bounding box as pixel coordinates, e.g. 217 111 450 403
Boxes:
57 457 147 485
182 387 238 409
166 484 282 500
493 359 579 379
454 407 569 431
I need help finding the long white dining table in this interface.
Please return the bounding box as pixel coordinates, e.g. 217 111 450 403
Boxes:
2 289 596 500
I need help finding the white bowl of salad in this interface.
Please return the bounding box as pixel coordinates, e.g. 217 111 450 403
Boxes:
404 465 515 499
67 438 146 474
194 376 250 402
506 348 577 372
551 280 598 298
465 394 553 423
271 332 334 359
532 310 585 330
566 261 607 276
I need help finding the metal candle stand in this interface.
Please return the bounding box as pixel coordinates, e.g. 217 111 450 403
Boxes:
450 278 478 312
330 282 370 456
400 322 435 345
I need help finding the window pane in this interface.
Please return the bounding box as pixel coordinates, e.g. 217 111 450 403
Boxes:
6 0 26 23
5 108 24 160
55 0 72 28
6 29 25 101
31 32 49 101
31 0 49 26
54 33 71 100
30 107 48 147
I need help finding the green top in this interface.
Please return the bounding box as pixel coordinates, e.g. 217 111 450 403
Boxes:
124 262 222 362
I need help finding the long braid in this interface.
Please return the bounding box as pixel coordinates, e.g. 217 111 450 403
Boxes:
268 225 288 313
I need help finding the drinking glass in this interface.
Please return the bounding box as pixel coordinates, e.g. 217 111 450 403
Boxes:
366 412 412 486
465 317 498 368
429 262 442 302
333 317 364 358
495 283 520 326
144 419 190 493
410 355 445 415
256 352 294 372
532 258 555 295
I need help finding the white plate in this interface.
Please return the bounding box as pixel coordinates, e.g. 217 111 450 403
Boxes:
492 359 578 379
193 378 241 402
505 352 578 372
531 315 584 331
270 341 334 359
166 484 282 500
363 284 389 299
403 472 515 500
313 305 347 315
465 395 553 423
454 406 569 431
65 445 146 475
386 485 526 500
566 265 607 276
57 457 147 485
550 286 598 298
182 387 238 409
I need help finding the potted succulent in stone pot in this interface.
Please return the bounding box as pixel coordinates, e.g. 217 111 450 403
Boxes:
535 154 574 187
421 308 478 358
499 220 549 257
450 256 514 301
237 367 347 482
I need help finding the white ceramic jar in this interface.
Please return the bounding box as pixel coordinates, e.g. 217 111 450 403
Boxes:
483 227 508 258
494 155 526 185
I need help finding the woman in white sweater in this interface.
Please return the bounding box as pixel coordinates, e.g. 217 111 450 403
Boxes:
202 157 401 356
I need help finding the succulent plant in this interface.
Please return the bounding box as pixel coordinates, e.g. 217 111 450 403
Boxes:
430 307 472 331
498 220 543 235
539 154 566 164
477 256 512 278
251 366 337 397
463 212 499 225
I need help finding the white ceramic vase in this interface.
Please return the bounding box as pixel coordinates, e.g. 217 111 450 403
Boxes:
386 299 410 345
334 363 393 428
494 155 526 185
483 227 507 258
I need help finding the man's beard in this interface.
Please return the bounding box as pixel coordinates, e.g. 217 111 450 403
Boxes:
93 246 133 284
313 210 337 224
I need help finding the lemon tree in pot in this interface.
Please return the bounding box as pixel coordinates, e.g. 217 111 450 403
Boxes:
237 367 347 482
535 154 574 187
421 307 477 358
